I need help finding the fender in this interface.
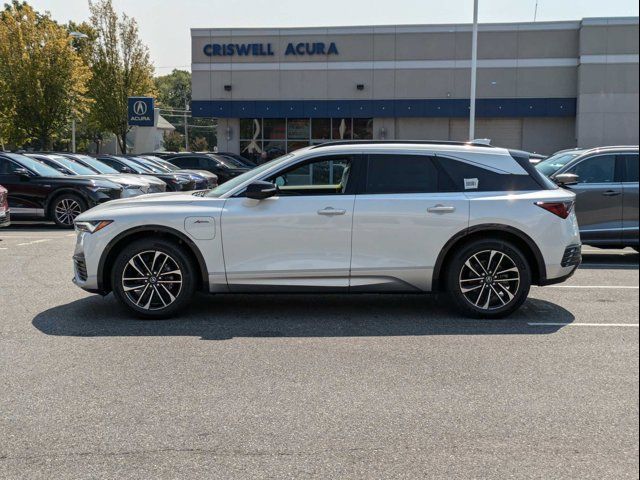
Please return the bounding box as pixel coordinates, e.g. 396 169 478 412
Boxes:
45 187 93 213
431 223 547 290
96 225 209 293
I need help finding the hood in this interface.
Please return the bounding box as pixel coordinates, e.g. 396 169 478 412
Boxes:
39 175 121 189
109 173 165 187
177 169 218 180
76 191 213 219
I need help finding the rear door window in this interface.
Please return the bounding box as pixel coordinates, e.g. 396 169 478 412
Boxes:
365 155 439 194
620 154 639 182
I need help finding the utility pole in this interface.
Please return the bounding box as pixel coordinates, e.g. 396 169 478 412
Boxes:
184 100 189 151
69 31 88 153
469 0 479 140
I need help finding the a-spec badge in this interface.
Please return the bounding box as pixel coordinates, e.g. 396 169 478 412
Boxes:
184 216 216 240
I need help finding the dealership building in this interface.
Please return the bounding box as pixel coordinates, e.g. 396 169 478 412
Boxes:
190 17 639 158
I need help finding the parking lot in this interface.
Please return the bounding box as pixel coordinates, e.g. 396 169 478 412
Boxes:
0 223 638 479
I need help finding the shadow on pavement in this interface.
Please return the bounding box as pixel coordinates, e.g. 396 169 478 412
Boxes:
580 250 639 270
33 293 574 340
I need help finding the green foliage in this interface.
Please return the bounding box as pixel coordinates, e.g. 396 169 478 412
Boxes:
191 136 208 152
155 69 191 109
87 0 155 154
162 130 184 152
0 1 92 149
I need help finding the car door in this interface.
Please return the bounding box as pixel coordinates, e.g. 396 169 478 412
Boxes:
620 152 639 245
350 153 469 292
563 154 623 245
0 157 47 216
221 154 356 291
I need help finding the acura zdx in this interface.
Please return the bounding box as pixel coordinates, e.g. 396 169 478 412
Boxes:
72 141 582 318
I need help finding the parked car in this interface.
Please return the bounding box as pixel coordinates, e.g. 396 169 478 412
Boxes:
0 152 122 227
0 184 9 227
125 155 215 190
57 153 167 194
536 146 639 250
166 153 249 184
72 141 581 319
96 155 196 192
24 153 158 198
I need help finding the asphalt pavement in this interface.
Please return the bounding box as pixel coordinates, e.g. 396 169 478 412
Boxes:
1 223 638 479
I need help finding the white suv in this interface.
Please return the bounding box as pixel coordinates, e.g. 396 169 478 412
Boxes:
72 141 581 319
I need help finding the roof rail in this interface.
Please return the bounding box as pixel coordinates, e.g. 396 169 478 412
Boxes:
310 140 496 149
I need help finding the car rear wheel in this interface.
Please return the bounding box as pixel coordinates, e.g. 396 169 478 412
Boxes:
51 194 86 228
111 239 197 319
445 239 532 318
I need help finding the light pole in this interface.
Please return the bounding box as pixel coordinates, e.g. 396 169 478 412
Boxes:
69 31 88 153
469 0 479 140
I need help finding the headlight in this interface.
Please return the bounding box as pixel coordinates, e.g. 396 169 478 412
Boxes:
88 186 116 193
74 220 113 234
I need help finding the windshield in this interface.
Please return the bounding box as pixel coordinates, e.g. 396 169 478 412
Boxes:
536 152 582 177
6 153 64 177
50 155 97 175
143 156 179 171
112 156 151 173
128 156 170 173
72 155 120 174
207 154 294 197
208 154 244 169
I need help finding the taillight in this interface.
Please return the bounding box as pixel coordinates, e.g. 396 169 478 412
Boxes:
535 201 574 219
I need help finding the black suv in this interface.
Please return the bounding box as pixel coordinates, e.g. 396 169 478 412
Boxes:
0 152 122 227
166 153 249 184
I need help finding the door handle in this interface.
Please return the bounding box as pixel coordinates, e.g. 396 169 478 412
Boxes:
427 204 456 213
602 190 622 196
317 207 346 216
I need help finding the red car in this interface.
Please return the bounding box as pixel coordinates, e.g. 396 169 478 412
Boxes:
0 184 9 227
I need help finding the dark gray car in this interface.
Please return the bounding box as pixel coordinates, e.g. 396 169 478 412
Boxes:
536 146 639 249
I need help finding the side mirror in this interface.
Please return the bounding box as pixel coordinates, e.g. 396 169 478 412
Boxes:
245 181 277 200
14 167 31 179
554 173 580 186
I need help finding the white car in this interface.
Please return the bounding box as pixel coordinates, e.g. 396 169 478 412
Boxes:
72 141 581 319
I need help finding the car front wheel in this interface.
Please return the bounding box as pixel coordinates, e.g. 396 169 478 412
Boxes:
445 239 532 318
51 194 86 228
111 239 197 319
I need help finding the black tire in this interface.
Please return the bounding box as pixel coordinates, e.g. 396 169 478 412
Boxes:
111 238 197 319
445 239 532 319
50 194 87 228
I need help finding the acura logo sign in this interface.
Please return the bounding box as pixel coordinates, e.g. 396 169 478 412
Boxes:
133 100 148 116
128 97 154 126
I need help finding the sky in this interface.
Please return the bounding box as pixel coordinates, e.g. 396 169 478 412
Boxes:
30 0 639 76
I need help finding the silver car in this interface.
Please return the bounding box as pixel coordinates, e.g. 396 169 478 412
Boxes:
536 146 639 250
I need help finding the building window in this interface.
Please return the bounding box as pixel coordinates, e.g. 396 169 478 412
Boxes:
239 117 372 162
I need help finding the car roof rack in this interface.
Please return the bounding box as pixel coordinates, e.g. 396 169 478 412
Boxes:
310 140 496 149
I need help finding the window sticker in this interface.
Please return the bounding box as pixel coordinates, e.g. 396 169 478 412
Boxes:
464 178 479 190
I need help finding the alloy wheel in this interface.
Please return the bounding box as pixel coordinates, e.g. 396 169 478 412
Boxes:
54 199 82 226
121 250 183 311
458 249 521 311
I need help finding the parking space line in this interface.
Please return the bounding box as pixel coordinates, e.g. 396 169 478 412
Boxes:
538 285 638 289
16 239 51 246
529 322 639 327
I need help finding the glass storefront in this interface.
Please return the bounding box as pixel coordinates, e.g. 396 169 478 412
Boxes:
239 118 373 163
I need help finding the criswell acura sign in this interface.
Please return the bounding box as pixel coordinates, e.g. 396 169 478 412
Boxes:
127 97 154 127
203 42 339 57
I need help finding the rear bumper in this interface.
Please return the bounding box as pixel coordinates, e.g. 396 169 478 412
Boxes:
0 210 10 227
539 244 581 286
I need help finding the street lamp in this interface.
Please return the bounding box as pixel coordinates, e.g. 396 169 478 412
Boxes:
469 0 479 141
69 31 89 153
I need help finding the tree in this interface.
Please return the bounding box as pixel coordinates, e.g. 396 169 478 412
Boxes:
155 69 190 110
162 131 184 152
0 1 91 149
87 0 154 153
191 136 208 152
